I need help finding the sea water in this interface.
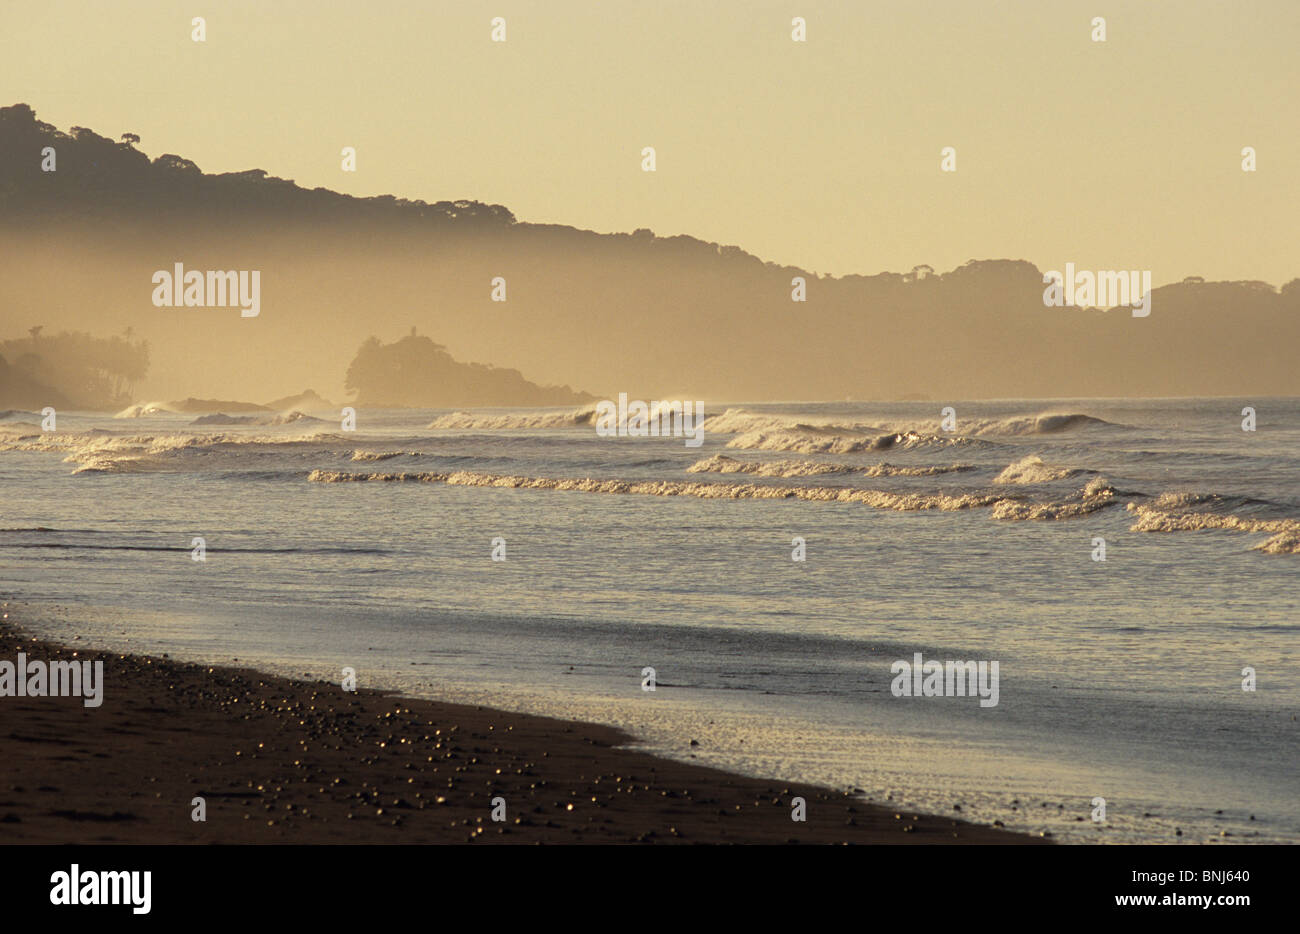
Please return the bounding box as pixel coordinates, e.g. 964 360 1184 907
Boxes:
2 397 1296 843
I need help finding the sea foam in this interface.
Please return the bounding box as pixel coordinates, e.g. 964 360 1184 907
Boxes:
306 468 1003 511
688 454 975 478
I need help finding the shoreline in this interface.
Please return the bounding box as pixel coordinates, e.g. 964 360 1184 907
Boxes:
0 621 1045 844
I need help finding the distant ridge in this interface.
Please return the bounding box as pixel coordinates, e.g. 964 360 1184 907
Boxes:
0 103 512 229
2 102 1297 401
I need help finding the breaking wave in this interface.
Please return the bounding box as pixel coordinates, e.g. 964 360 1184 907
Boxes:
427 406 600 430
1123 492 1300 554
687 454 975 478
0 429 80 453
962 413 1118 436
994 454 1091 485
114 402 175 418
18 432 346 473
306 469 1003 511
702 407 1119 438
426 400 707 431
700 409 881 435
726 428 980 454
350 450 426 462
1253 531 1300 555
1126 499 1300 535
990 477 1118 520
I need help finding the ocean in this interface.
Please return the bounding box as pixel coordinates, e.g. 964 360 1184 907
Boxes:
2 397 1297 844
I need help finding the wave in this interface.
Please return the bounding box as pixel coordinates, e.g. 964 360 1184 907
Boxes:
990 478 1118 520
688 454 975 479
267 410 327 426
1126 501 1300 536
69 457 161 475
307 468 1004 511
43 431 343 473
428 401 715 432
113 402 175 418
963 413 1118 436
1253 532 1300 555
725 428 982 454
427 406 600 430
700 408 882 435
66 432 334 454
0 429 77 453
702 407 1120 438
1124 493 1300 554
351 450 425 462
1130 491 1275 513
993 454 1091 485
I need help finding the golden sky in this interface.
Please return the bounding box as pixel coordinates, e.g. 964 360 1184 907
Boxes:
4 0 1297 285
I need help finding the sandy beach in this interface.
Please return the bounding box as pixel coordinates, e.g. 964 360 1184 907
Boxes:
0 622 1043 845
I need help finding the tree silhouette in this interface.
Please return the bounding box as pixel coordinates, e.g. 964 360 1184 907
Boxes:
0 329 149 408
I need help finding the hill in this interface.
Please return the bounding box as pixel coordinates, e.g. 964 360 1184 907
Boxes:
3 103 1296 402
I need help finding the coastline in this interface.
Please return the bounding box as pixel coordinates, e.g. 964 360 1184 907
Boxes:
0 621 1044 845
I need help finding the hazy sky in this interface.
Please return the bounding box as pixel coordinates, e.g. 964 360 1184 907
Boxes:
4 0 1297 285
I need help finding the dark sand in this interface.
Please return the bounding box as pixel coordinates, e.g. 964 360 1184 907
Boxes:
0 624 1045 844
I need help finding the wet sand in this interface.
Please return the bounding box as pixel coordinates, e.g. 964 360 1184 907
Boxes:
0 623 1044 844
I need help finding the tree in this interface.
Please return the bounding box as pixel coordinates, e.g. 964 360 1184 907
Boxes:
152 153 201 174
121 132 140 146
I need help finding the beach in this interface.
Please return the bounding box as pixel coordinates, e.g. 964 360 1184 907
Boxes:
0 621 1042 845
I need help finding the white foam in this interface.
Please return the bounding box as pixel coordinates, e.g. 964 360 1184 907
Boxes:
990 478 1117 520
994 454 1084 485
427 406 600 429
307 468 1001 511
726 428 972 454
688 453 973 478
113 402 175 418
1126 502 1300 536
